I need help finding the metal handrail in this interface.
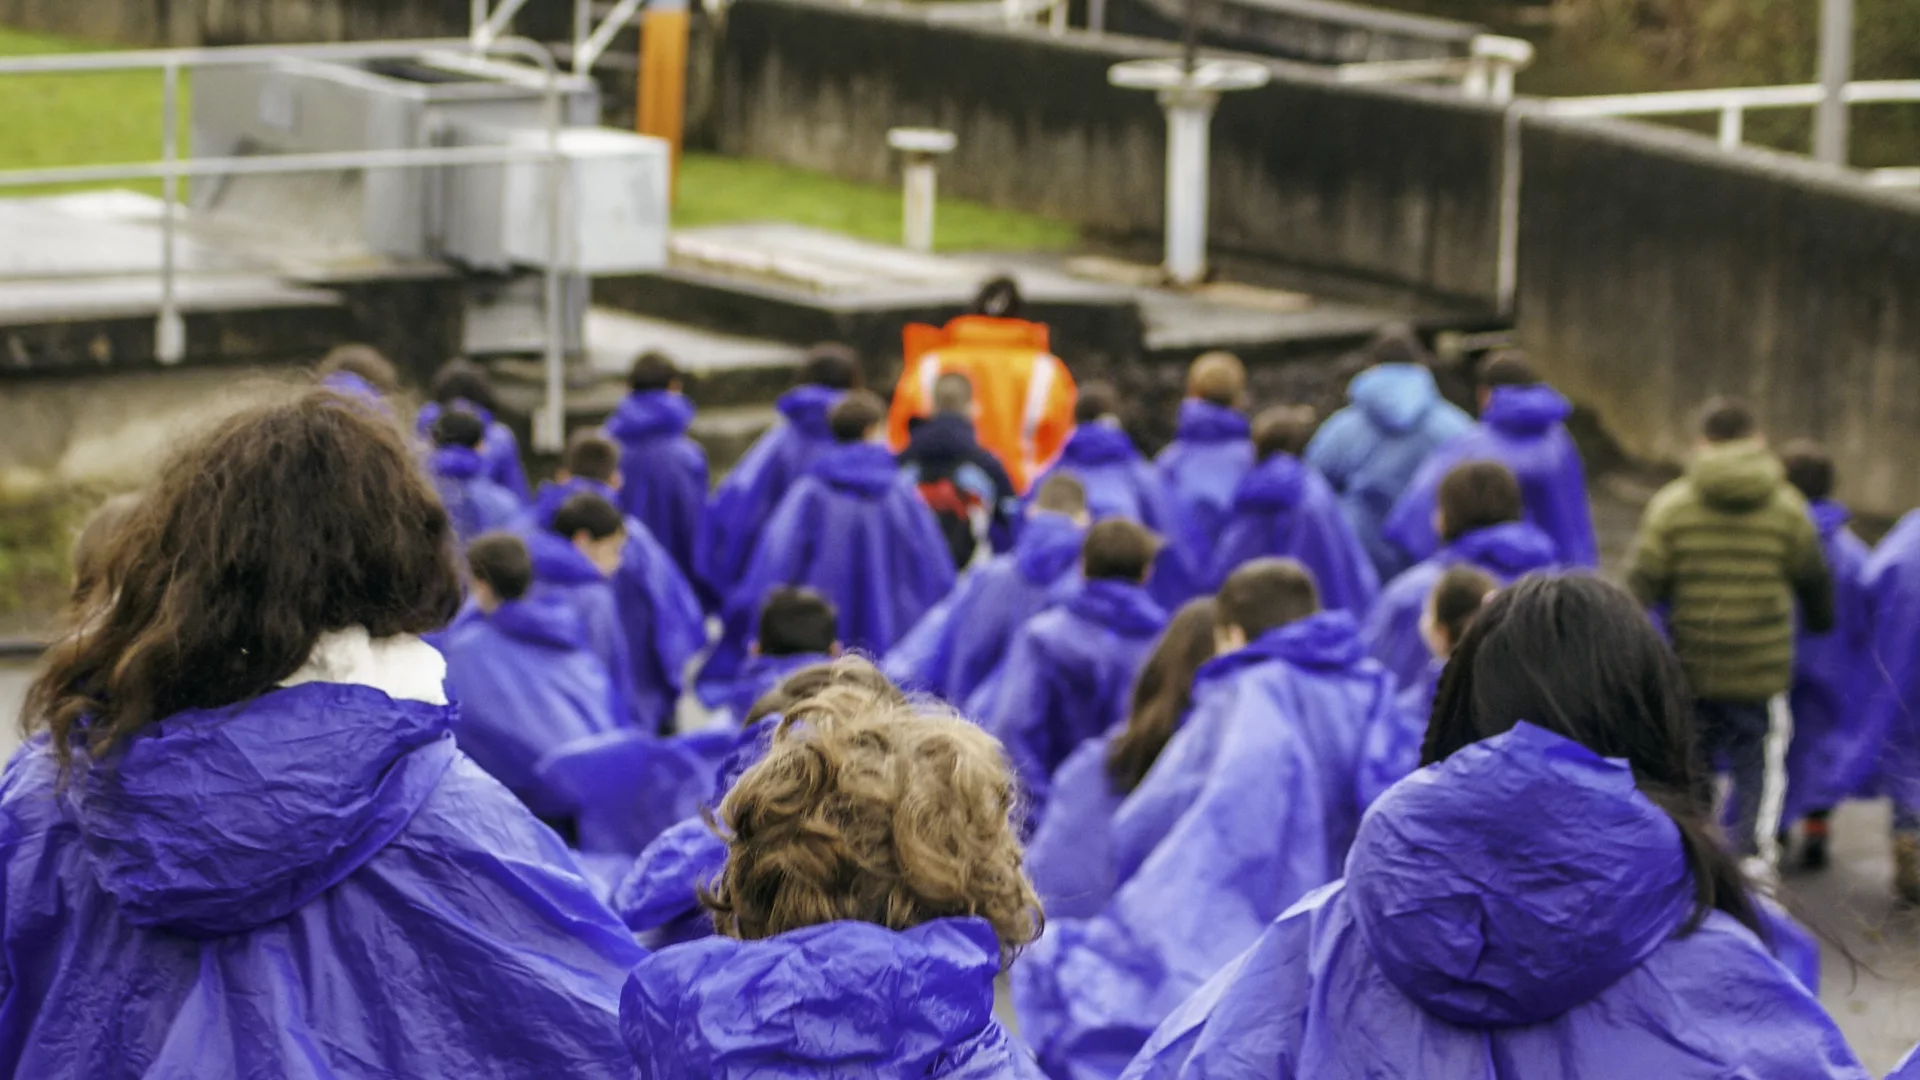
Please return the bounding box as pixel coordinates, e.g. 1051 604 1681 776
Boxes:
0 37 575 451
1336 35 1535 104
1540 80 1920 185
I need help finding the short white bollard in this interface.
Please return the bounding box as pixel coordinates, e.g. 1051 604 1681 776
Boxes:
888 127 958 253
1109 58 1270 288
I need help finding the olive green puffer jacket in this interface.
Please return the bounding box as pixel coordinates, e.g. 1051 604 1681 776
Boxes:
1626 439 1833 703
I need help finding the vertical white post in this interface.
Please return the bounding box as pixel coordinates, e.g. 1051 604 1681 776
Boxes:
902 156 937 253
1088 0 1107 34
157 60 185 366
1815 0 1854 165
1718 105 1745 150
1495 105 1521 318
472 0 489 47
536 67 568 454
1162 89 1218 288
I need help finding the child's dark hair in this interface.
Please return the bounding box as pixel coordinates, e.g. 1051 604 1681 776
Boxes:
758 587 838 658
317 344 401 395
1429 565 1498 653
1074 381 1121 426
1699 397 1759 444
1032 473 1088 517
743 655 907 726
799 344 861 391
1437 461 1523 542
1478 351 1539 389
552 493 624 541
628 351 681 394
563 430 621 484
1780 439 1834 502
24 391 462 773
1217 558 1320 639
1107 599 1217 794
1424 575 1765 941
431 405 487 450
428 359 499 414
468 532 534 602
1083 519 1158 583
1252 404 1318 461
828 390 887 444
973 275 1025 319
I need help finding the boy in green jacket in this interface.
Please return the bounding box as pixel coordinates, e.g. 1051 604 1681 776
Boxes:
1626 397 1833 857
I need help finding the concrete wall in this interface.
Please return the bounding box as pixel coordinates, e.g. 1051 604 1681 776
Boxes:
709 0 1508 306
1517 114 1920 515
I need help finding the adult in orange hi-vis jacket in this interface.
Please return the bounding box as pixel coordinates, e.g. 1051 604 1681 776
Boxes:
888 277 1078 494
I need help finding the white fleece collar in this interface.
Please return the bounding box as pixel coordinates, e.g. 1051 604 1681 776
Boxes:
277 627 448 705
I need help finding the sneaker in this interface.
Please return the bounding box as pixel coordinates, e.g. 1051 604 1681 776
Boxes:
1894 833 1920 907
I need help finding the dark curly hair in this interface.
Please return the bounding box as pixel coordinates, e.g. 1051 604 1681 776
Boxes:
23 390 463 774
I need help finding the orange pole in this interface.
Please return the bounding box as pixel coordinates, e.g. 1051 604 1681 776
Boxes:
637 3 690 202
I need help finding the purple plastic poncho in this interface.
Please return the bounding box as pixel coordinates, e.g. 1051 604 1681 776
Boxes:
1206 453 1379 615
1852 511 1920 813
622 918 1047 1079
1364 521 1560 690
1785 500 1877 821
1015 611 1397 1080
524 483 708 731
1381 384 1599 568
534 728 736 858
417 399 533 505
1156 400 1254 572
711 651 833 725
1025 729 1126 920
1033 424 1204 610
883 511 1085 705
527 529 642 725
607 390 709 595
429 445 525 545
701 442 956 700
984 579 1167 816
0 681 644 1079
442 592 622 813
696 385 842 600
1120 724 1867 1080
1890 1045 1920 1080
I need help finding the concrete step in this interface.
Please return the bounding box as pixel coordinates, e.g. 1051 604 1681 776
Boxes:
595 224 1143 385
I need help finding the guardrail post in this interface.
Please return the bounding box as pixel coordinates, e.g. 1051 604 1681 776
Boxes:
157 59 185 366
1815 0 1854 165
888 128 957 253
1717 105 1745 150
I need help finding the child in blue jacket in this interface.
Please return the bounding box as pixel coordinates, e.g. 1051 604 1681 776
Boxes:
620 667 1048 1079
1208 404 1378 614
705 391 956 696
884 472 1090 706
1156 352 1253 571
426 406 522 545
1016 558 1397 1080
608 351 709 593
984 518 1169 818
417 358 533 504
443 532 621 817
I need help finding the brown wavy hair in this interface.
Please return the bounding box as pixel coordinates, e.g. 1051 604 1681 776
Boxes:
704 678 1043 965
22 389 463 774
1107 598 1218 794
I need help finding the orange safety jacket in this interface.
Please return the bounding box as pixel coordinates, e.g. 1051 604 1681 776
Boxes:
888 315 1078 494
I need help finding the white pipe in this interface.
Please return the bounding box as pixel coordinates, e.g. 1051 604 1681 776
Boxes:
1162 93 1218 287
1815 0 1854 165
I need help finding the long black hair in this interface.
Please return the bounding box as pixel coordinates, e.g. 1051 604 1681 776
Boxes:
1423 574 1764 939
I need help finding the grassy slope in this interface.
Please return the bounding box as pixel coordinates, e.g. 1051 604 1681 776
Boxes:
0 25 1077 249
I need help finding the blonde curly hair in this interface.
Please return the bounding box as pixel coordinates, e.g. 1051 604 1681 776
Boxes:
703 667 1043 965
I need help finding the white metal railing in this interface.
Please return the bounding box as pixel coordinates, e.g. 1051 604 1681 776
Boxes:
0 38 575 450
1336 35 1535 104
1539 80 1920 187
474 0 696 73
924 0 1070 36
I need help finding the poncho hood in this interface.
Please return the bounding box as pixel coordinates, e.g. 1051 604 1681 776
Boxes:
429 444 486 481
775 385 843 441
1691 438 1786 512
1231 453 1308 513
608 390 696 442
490 593 590 651
531 476 621 531
809 442 900 498
1446 521 1560 579
1481 384 1573 437
1350 363 1444 434
1173 400 1249 444
528 528 607 586
1347 722 1695 1027
1196 610 1366 687
1067 579 1169 640
1059 423 1139 467
73 681 456 937
1016 511 1088 586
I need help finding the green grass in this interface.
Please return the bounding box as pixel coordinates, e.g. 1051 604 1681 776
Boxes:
0 25 1077 248
0 26 182 197
673 152 1078 251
